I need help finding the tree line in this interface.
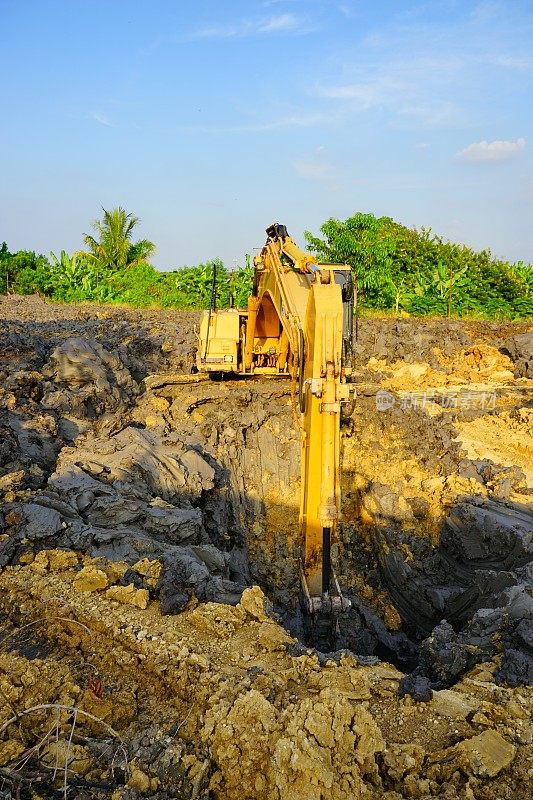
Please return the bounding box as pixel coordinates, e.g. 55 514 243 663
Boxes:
1 207 531 318
305 213 532 319
0 208 252 310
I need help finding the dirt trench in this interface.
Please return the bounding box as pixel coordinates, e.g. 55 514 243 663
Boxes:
0 295 532 799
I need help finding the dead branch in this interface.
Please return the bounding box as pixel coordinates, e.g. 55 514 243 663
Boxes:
0 704 124 743
0 703 129 798
11 718 59 772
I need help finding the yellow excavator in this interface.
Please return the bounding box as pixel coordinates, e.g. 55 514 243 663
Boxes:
196 223 354 637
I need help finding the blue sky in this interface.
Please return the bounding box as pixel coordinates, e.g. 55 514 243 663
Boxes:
1 0 532 269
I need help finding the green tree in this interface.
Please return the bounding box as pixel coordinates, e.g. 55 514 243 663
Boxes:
0 247 53 296
165 258 228 309
106 261 163 306
0 242 12 293
305 213 532 319
81 207 156 274
305 213 396 312
12 253 53 295
48 250 94 301
229 254 253 308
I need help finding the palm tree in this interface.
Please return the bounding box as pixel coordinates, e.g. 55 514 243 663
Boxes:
81 207 155 272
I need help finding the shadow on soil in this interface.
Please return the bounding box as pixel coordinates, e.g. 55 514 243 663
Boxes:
0 315 531 694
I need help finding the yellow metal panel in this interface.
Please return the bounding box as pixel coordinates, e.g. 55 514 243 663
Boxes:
299 278 344 597
197 310 240 370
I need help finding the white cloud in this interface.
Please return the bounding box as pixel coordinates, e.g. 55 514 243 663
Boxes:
416 142 430 149
259 13 298 33
318 77 409 113
398 101 458 127
90 111 115 127
336 3 357 18
314 1 533 133
318 78 460 127
494 55 532 69
456 137 526 162
195 13 302 39
319 83 377 105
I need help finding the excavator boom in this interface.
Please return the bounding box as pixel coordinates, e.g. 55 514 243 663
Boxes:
196 223 354 630
299 272 351 612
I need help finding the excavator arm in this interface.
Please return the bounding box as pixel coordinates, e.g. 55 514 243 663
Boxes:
299 270 352 614
196 223 354 633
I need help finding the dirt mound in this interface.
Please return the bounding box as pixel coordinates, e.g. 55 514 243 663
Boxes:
367 344 516 393
353 316 531 369
0 562 531 799
0 298 532 798
455 408 533 487
500 331 533 378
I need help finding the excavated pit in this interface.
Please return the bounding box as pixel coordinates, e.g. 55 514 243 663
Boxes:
0 295 532 799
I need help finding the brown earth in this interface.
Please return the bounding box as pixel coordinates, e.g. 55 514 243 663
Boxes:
0 295 532 799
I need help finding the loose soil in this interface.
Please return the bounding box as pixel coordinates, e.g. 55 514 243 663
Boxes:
0 295 531 799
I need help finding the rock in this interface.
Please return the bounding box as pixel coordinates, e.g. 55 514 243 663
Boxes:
151 396 170 412
139 504 203 544
238 586 271 621
0 739 26 767
191 544 227 572
383 604 402 630
257 621 294 651
421 476 446 493
180 448 215 488
418 618 496 686
22 503 62 540
0 469 25 491
203 686 384 800
132 558 162 585
429 689 476 720
398 674 433 702
443 498 532 570
42 741 92 776
406 496 429 520
31 549 79 572
73 566 109 593
500 332 533 377
273 690 384 799
392 363 429 381
430 730 516 779
496 618 533 686
53 426 214 505
382 743 426 781
127 766 151 791
41 336 136 417
106 584 149 609
361 482 414 523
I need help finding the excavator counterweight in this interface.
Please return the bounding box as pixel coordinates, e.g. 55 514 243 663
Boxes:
196 224 354 636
